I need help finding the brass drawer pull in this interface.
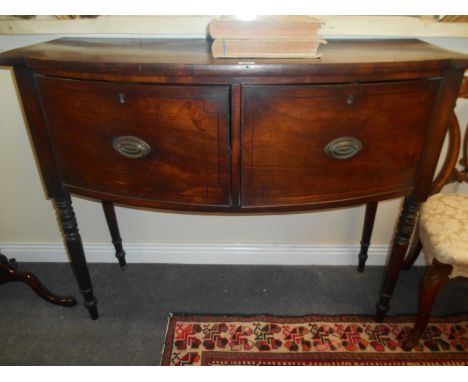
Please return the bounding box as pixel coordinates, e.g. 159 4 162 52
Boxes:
112 136 151 159
325 136 362 160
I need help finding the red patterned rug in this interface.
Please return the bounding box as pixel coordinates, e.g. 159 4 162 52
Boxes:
161 313 468 365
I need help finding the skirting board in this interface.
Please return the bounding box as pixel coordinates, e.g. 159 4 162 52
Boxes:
0 242 426 266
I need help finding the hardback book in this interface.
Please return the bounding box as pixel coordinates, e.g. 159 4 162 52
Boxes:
208 16 323 40
211 39 327 59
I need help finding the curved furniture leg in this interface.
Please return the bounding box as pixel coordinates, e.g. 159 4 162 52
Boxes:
0 252 77 307
402 259 452 351
54 195 99 320
376 196 419 321
102 201 127 270
357 202 378 272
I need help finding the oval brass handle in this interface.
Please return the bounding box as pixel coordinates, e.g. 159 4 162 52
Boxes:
325 136 363 160
112 136 151 159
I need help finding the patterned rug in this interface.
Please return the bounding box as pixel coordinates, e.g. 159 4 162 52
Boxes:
161 313 468 365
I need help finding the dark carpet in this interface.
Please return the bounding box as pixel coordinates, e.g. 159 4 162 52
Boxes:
0 262 467 365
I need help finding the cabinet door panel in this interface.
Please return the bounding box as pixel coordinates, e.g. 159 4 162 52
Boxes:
241 80 440 207
37 76 231 207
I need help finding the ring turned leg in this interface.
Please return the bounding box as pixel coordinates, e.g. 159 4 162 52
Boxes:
402 259 452 351
0 252 77 307
102 201 127 270
357 202 378 272
54 195 98 320
402 226 423 271
376 196 419 321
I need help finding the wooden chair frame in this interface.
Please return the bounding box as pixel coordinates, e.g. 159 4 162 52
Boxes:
402 82 468 350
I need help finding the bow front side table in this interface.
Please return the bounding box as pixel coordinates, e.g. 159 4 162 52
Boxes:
1 38 466 320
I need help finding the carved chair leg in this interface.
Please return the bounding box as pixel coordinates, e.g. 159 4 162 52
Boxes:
357 202 378 272
102 201 127 270
402 259 453 351
54 195 99 320
376 196 419 321
0 252 77 307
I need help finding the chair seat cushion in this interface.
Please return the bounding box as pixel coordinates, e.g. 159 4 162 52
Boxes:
419 193 468 278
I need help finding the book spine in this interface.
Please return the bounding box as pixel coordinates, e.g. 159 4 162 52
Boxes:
211 40 326 59
209 20 323 40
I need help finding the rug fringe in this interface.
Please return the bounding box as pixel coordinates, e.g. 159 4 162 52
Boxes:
160 312 175 366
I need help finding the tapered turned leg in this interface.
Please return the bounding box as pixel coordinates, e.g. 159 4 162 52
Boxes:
376 196 419 321
402 225 423 270
102 201 127 270
54 195 98 320
0 252 77 307
357 202 378 272
402 259 452 351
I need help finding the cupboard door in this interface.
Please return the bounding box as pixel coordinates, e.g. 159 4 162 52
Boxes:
37 76 231 207
241 80 440 208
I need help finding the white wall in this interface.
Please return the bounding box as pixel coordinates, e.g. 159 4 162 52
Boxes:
0 31 467 264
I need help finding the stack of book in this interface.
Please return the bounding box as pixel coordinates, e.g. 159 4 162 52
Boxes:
209 16 326 59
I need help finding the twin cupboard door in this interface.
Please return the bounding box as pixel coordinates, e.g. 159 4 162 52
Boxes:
37 76 231 208
240 80 440 208
37 76 441 210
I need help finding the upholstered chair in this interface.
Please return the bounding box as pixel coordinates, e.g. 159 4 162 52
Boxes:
402 102 468 351
402 193 468 350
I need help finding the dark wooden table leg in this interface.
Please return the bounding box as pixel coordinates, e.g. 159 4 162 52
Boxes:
0 252 77 307
54 194 98 320
102 201 127 270
402 227 423 271
376 196 419 321
357 202 378 272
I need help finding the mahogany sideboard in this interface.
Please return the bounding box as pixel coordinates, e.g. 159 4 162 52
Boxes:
1 38 467 320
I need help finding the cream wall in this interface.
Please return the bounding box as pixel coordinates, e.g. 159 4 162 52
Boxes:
0 29 467 264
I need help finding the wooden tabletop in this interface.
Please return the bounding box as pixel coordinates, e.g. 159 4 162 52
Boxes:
1 38 467 82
